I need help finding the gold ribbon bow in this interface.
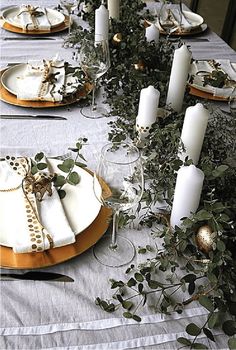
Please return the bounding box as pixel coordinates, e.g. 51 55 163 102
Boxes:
18 5 45 30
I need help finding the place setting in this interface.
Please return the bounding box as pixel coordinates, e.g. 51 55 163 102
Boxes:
0 55 93 108
145 0 207 37
188 58 236 101
1 5 68 34
0 146 112 269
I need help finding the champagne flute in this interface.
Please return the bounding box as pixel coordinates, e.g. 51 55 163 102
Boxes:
60 0 78 34
93 141 144 267
79 34 110 119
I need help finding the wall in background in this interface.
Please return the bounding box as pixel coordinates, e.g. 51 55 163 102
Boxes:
182 0 236 51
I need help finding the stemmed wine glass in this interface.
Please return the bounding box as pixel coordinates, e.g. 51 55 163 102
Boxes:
60 0 78 34
93 141 144 267
79 34 110 119
158 0 182 36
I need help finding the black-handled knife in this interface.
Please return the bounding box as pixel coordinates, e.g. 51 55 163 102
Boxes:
0 271 74 282
0 114 67 120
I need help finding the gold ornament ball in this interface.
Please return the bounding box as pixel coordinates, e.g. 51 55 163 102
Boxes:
134 60 146 71
112 33 122 45
195 225 215 254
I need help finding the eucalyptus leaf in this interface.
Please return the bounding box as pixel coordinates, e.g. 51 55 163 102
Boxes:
186 323 201 336
37 163 47 170
67 171 80 185
228 337 236 350
198 296 214 312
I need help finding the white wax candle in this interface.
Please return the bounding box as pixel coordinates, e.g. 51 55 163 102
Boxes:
108 0 120 19
137 85 160 125
178 103 209 165
170 165 204 229
145 24 159 44
95 4 109 41
166 44 192 112
136 86 160 141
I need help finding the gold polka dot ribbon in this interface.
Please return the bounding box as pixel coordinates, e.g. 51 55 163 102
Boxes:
4 156 55 252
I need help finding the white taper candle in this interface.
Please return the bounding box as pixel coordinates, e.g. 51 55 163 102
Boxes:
178 103 209 165
170 165 204 229
108 0 120 19
166 44 192 112
95 4 109 41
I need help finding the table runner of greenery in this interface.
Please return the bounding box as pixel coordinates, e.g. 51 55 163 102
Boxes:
63 1 236 348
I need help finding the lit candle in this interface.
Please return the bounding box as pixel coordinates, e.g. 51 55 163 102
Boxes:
166 44 192 112
95 4 109 41
136 85 160 139
108 0 120 19
170 165 204 229
145 24 159 44
178 103 209 165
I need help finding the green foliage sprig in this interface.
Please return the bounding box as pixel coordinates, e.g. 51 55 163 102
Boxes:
66 1 236 348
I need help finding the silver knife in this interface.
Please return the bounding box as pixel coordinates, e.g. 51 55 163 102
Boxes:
0 271 74 282
0 114 67 120
3 37 56 41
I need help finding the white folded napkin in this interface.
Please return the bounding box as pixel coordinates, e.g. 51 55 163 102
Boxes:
170 9 194 32
192 59 236 98
17 57 78 102
17 5 51 31
156 8 194 33
0 157 75 253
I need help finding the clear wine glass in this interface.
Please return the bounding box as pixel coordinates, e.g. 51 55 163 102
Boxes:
93 141 144 267
158 0 182 37
79 34 110 119
60 0 78 34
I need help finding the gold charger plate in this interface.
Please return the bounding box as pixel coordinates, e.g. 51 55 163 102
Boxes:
0 170 112 269
0 69 92 108
0 207 112 269
2 15 69 34
189 85 228 101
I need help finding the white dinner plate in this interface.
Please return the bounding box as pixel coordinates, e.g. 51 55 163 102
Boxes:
1 63 79 99
2 6 65 29
1 64 26 96
0 159 101 247
189 60 236 95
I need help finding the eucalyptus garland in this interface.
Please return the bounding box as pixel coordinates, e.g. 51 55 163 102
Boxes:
66 1 236 348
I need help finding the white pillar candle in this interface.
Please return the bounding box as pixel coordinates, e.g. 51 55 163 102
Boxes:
108 0 120 19
178 103 209 165
136 85 160 138
170 165 204 229
145 24 159 44
166 44 192 113
95 4 109 41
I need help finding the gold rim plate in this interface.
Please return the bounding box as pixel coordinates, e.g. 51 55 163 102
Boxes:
2 15 69 34
189 85 228 101
0 68 92 108
0 169 112 269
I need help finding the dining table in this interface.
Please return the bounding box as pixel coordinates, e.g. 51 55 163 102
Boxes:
0 1 236 349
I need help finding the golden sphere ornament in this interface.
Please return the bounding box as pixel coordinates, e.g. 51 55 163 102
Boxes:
133 60 146 71
195 225 216 254
112 33 122 45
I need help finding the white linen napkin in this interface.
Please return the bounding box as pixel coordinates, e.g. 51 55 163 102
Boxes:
16 57 78 102
17 5 51 31
156 8 194 33
170 9 194 32
0 157 76 253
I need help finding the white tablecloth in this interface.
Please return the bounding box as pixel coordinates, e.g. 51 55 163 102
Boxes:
0 1 235 349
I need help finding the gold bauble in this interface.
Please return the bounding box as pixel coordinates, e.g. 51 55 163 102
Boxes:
195 225 215 254
112 33 122 45
133 60 146 71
